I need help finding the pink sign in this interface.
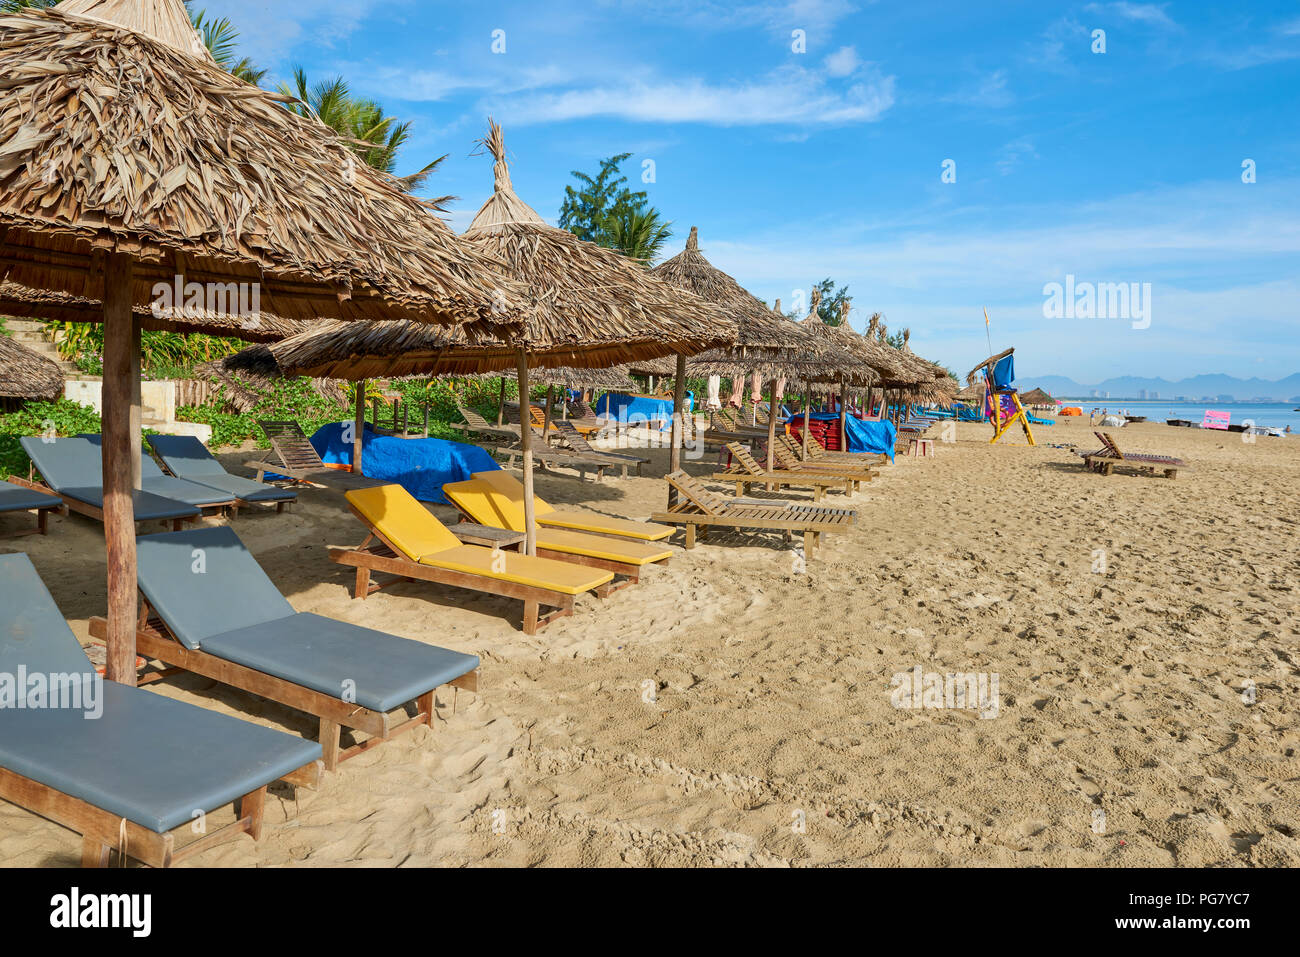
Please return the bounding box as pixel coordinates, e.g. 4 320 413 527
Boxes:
1201 410 1230 430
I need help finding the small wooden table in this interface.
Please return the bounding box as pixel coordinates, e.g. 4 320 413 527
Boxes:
452 523 526 550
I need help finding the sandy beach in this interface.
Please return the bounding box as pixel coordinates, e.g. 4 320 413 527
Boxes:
3 416 1297 867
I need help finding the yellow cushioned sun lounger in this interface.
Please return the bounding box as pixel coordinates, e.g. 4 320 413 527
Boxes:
443 476 672 586
467 470 673 542
330 485 614 634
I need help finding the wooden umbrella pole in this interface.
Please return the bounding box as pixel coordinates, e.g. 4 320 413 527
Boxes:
101 252 138 686
802 381 811 459
129 315 142 489
765 378 779 473
516 351 537 557
353 380 366 474
839 375 849 454
669 352 686 507
496 376 507 426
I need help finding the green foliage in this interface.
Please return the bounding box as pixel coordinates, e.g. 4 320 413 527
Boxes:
559 154 671 262
48 322 243 378
178 377 351 450
0 399 103 479
786 278 852 325
279 69 446 197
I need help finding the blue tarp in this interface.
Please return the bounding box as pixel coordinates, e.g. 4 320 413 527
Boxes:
786 412 898 461
595 392 694 431
308 423 500 505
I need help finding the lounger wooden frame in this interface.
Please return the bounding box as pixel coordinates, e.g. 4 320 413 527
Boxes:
0 758 321 868
452 402 522 442
771 439 874 485
1080 431 1186 479
650 471 855 557
150 453 293 517
552 420 648 477
5 473 197 532
245 420 385 491
0 478 61 539
331 503 612 634
711 443 851 502
88 604 477 773
801 432 890 466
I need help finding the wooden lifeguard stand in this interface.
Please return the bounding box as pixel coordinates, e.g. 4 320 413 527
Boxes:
967 348 1036 446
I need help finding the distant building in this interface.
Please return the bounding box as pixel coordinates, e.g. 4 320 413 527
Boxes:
1138 389 1148 400
1151 392 1159 400
1217 394 1234 402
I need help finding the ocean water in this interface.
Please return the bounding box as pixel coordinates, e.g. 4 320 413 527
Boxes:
1057 399 1300 432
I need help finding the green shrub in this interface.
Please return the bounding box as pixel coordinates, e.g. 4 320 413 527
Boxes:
0 399 103 479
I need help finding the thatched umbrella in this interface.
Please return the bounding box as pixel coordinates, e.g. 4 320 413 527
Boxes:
0 333 64 402
0 0 529 683
259 120 739 554
653 228 831 470
1020 387 1054 407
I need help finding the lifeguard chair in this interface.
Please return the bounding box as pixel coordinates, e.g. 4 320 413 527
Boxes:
967 348 1036 446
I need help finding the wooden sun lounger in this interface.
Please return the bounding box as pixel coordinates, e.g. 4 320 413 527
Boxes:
452 402 522 442
245 420 386 491
89 525 481 772
650 470 856 557
770 439 873 487
331 484 616 634
443 476 672 588
0 479 61 539
148 434 297 517
17 436 203 532
712 443 852 502
552 420 649 477
1079 431 1187 478
2 553 323 868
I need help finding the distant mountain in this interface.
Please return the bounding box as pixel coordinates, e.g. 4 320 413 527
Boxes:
1019 372 1300 402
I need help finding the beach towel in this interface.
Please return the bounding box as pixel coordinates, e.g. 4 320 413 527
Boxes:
309 423 500 504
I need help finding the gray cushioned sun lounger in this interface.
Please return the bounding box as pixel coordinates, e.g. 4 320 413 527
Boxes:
19 436 202 523
128 525 481 768
0 553 321 866
147 434 297 506
77 435 236 508
0 483 60 514
0 481 62 538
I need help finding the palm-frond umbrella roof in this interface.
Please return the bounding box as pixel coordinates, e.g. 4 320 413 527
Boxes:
458 121 736 358
0 332 64 400
0 1 527 334
1019 387 1055 405
652 227 818 357
0 281 307 343
248 120 740 380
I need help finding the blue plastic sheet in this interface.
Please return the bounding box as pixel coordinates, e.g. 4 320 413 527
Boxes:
595 392 694 431
308 423 500 504
786 412 897 461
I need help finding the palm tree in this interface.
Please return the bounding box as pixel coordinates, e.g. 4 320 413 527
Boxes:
604 207 673 265
279 68 448 200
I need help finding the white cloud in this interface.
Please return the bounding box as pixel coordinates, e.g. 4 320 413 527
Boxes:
942 69 1013 108
1281 18 1300 37
195 0 394 67
996 137 1039 175
1084 2 1178 30
824 45 861 77
686 180 1300 379
487 65 895 127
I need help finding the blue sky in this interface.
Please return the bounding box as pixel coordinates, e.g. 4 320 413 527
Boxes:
198 0 1299 382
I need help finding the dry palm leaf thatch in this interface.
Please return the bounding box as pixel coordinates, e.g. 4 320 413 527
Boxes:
1019 387 1055 406
0 2 528 334
458 120 737 360
0 331 64 399
465 365 639 393
0 280 307 343
196 347 347 413
652 226 819 358
967 347 1015 386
